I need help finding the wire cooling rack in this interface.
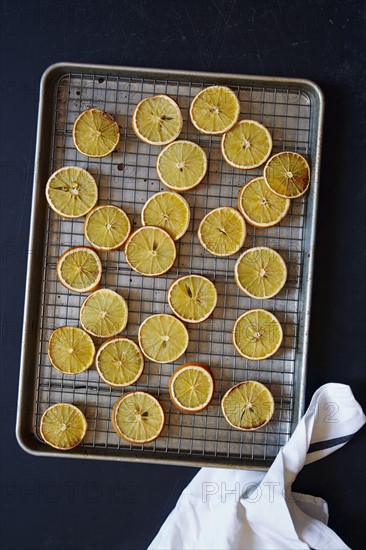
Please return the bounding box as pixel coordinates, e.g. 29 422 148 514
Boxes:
32 69 315 468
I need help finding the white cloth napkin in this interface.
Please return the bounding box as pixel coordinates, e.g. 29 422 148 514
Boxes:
149 383 365 550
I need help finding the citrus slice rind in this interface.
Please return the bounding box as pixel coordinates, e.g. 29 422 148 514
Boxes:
112 391 165 444
56 246 102 293
221 120 272 170
169 363 215 412
141 191 190 241
132 94 183 145
232 309 283 360
95 337 144 388
198 206 246 257
168 275 217 323
72 108 120 158
80 289 128 338
84 204 131 251
264 152 310 198
138 314 189 363
124 226 176 277
45 166 98 218
234 247 287 299
238 176 290 228
40 403 87 450
157 140 208 192
48 326 95 375
221 381 274 431
190 85 240 134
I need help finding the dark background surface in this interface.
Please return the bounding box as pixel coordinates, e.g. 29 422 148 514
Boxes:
1 0 365 548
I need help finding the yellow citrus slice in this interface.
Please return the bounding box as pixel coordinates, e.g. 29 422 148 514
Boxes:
138 314 189 363
221 120 272 170
48 326 95 374
80 289 128 338
190 85 240 134
198 206 246 256
141 191 190 241
40 403 87 450
95 337 144 388
84 204 131 251
169 363 215 412
168 275 217 323
72 108 120 157
264 151 310 198
233 309 283 360
112 391 165 444
124 226 176 276
221 381 274 431
238 176 290 228
56 246 102 293
234 247 287 299
132 95 183 145
157 140 207 192
46 166 98 218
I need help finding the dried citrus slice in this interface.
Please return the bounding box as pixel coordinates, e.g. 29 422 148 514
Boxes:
141 191 190 241
233 309 283 360
48 326 95 374
221 120 272 170
84 204 131 251
73 108 119 157
198 206 246 256
157 140 207 192
190 85 240 134
264 151 310 198
124 226 176 276
169 363 215 412
234 247 287 299
95 337 144 388
238 176 290 228
40 403 87 450
112 391 165 443
80 288 128 338
168 275 217 323
46 166 98 218
138 314 189 363
132 95 183 145
221 381 274 431
56 246 102 293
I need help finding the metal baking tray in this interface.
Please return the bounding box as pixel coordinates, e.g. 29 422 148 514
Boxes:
16 63 323 469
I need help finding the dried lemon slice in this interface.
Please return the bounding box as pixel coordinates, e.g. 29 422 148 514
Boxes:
157 140 207 192
112 391 165 443
46 166 98 218
234 247 287 299
141 191 190 241
221 381 274 430
169 363 215 412
132 94 183 145
96 337 144 388
264 151 310 198
40 403 87 450
168 275 217 323
233 309 283 360
80 289 128 338
48 326 95 375
238 176 290 228
56 246 102 293
198 206 246 256
221 120 272 170
190 85 240 134
73 108 120 157
84 204 131 251
138 314 189 363
124 226 176 276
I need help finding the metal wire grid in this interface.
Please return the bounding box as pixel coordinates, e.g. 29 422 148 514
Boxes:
33 71 312 466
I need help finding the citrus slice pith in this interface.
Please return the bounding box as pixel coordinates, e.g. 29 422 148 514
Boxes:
40 403 87 450
112 391 165 444
48 326 95 375
221 381 274 431
221 120 272 170
141 191 190 241
238 176 290 228
84 204 131 251
132 94 183 145
169 363 215 412
96 337 144 388
124 226 176 276
80 288 128 338
45 166 98 218
190 85 240 134
264 151 310 198
233 309 283 360
56 246 102 293
72 108 120 157
157 140 207 192
198 206 246 256
168 275 217 323
138 314 189 363
234 247 287 299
